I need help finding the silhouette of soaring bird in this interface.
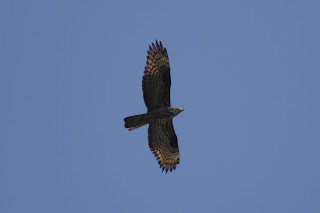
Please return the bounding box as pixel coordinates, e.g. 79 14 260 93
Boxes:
124 41 183 173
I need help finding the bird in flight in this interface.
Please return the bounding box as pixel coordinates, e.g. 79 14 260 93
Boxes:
124 40 183 173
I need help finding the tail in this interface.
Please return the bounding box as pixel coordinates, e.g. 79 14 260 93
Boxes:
124 113 148 131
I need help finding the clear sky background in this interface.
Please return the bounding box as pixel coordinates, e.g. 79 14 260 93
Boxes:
1 1 319 213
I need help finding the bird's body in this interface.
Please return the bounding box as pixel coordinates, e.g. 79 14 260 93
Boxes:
124 41 183 173
124 107 183 130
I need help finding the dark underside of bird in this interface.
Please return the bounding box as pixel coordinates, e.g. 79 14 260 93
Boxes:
124 40 183 173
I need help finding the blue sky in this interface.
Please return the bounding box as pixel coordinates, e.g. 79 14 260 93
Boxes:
1 0 319 212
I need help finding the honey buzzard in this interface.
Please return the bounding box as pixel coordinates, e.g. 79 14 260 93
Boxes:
124 41 183 173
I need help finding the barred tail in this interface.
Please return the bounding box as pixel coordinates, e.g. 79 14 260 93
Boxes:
124 114 148 131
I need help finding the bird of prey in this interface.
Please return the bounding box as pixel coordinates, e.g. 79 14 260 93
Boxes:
124 40 183 173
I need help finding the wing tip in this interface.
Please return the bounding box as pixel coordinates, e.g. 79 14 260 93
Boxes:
149 40 165 51
158 161 178 174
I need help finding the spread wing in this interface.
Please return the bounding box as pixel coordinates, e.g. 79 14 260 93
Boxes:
148 119 180 173
142 41 171 111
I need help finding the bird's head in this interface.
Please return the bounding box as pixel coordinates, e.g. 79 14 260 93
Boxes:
170 107 184 117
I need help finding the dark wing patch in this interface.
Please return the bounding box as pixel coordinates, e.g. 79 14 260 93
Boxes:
148 119 180 173
142 41 171 111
